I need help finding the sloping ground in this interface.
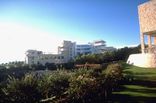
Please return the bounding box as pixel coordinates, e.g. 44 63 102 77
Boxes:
112 63 156 103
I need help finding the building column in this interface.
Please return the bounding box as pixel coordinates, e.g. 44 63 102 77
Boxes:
154 36 156 45
140 33 145 53
148 35 152 48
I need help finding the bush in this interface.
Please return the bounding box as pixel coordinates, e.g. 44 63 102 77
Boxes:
66 68 98 102
39 70 71 102
105 63 122 80
0 63 123 103
2 74 42 103
0 83 7 103
104 63 123 92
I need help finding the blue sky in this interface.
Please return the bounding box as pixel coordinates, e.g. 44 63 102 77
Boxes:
0 0 148 63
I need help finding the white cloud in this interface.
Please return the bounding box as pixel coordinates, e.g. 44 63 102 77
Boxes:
0 21 63 63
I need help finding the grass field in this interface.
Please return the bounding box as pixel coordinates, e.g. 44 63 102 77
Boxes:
112 63 156 103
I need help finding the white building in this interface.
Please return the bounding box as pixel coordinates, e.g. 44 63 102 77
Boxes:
76 44 92 55
58 40 76 62
25 50 65 65
91 40 109 54
25 40 116 65
75 40 115 55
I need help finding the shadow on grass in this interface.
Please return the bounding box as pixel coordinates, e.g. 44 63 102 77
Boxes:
122 87 156 94
123 70 156 88
130 80 156 88
110 94 156 103
112 63 156 103
113 79 156 102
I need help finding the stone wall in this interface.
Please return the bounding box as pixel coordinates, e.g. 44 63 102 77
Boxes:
127 53 156 68
138 1 156 34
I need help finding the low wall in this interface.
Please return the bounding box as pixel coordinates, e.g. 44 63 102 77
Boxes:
127 53 156 68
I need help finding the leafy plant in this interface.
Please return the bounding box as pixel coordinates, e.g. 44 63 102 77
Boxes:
2 74 41 103
39 70 71 103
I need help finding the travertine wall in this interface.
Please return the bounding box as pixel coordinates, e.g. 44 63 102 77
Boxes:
127 54 156 68
138 1 156 34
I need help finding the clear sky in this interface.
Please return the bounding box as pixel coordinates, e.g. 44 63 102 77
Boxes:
0 0 148 63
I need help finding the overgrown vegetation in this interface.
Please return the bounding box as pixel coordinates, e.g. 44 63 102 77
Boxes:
0 63 122 103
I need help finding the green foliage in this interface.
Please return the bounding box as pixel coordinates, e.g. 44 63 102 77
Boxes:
0 83 7 103
39 70 71 100
67 69 97 102
3 74 41 103
105 63 122 81
0 63 123 103
0 65 32 83
72 68 94 77
104 63 123 92
66 64 123 103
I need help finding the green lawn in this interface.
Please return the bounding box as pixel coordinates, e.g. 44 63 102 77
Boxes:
112 63 156 102
122 63 156 81
113 85 156 97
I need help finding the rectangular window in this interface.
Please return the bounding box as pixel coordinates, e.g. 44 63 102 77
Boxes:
31 57 34 60
61 56 64 59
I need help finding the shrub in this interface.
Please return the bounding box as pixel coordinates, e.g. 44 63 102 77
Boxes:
0 63 123 103
58 65 123 103
39 70 71 103
2 74 42 103
67 68 98 102
105 63 122 81
0 83 7 103
103 63 123 92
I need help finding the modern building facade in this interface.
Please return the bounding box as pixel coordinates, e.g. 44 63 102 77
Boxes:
75 44 92 55
58 40 76 62
25 40 116 65
25 50 65 65
91 40 115 54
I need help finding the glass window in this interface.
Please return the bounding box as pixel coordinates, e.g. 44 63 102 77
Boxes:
61 56 64 59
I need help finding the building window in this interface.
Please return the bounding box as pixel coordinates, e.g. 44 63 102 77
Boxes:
61 56 64 59
32 61 34 64
37 61 40 65
77 52 80 55
31 57 34 60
